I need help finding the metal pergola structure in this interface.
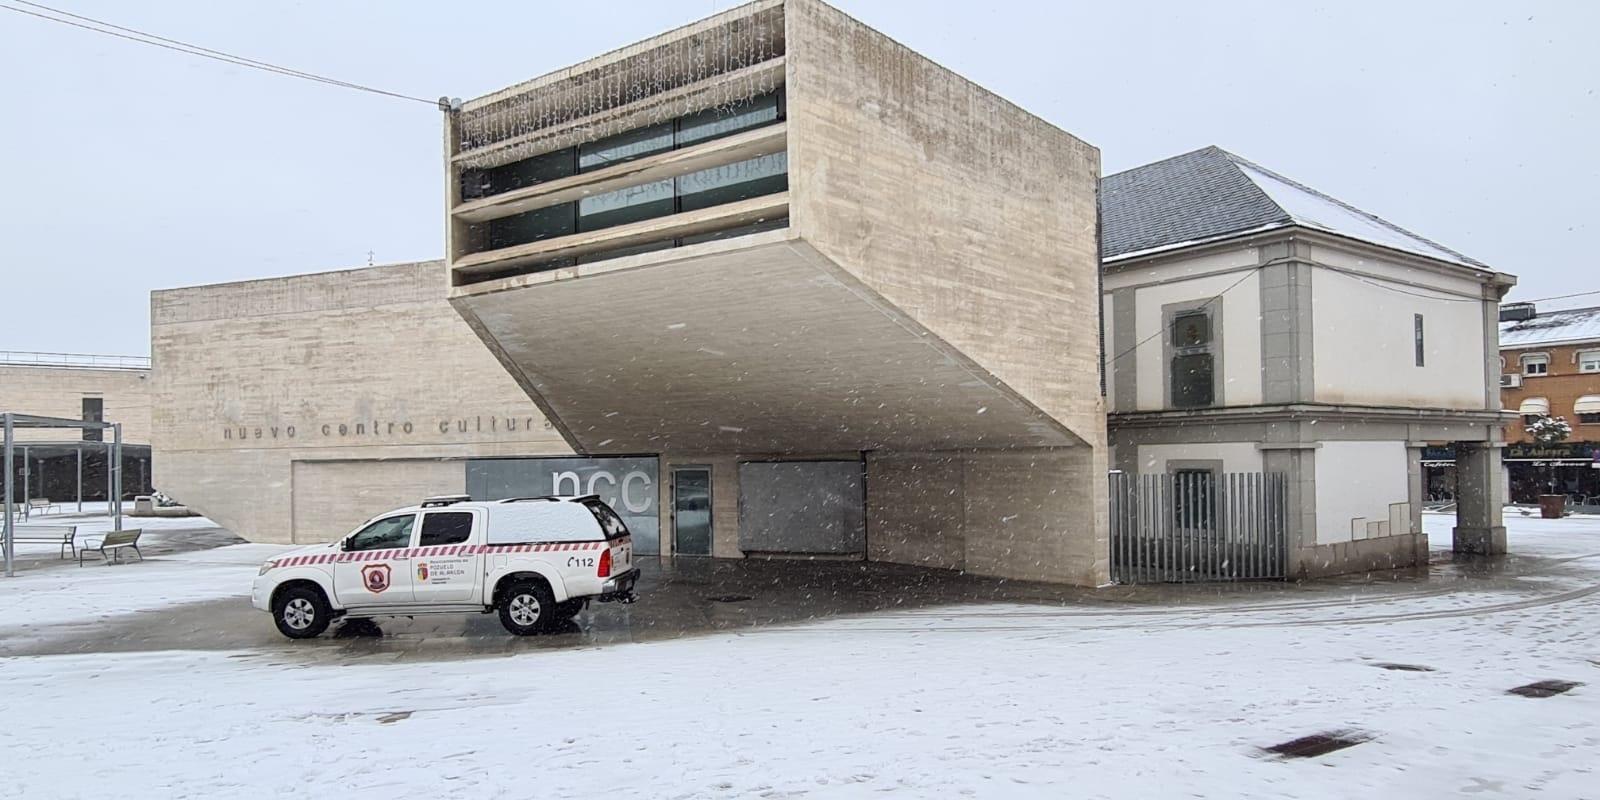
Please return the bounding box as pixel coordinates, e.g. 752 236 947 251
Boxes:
3 412 122 578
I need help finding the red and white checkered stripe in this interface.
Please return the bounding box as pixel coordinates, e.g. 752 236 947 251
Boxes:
269 540 610 569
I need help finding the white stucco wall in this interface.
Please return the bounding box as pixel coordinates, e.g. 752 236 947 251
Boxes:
1127 267 1262 411
1136 442 1263 474
1313 440 1409 544
1309 248 1487 410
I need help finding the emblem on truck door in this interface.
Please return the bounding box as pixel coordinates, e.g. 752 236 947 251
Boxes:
362 563 392 594
416 562 430 582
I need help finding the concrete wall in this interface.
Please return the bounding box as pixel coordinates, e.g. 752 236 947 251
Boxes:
291 459 466 544
1306 245 1487 409
151 262 572 543
785 0 1107 584
1312 440 1409 545
866 454 965 571
866 448 1106 585
0 365 151 444
785 0 1104 445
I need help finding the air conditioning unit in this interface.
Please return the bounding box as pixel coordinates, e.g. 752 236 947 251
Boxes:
1501 374 1522 388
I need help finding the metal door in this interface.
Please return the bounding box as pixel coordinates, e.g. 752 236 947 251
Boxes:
672 467 713 556
737 461 865 555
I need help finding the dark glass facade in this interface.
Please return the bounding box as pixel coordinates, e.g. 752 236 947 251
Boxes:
462 90 784 203
461 91 790 282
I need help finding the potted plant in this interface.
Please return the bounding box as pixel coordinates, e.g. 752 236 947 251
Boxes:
1526 415 1573 518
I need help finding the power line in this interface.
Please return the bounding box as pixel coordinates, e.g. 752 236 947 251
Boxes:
1 1 438 107
1517 289 1600 305
1107 256 1499 365
1107 261 1273 365
1317 263 1483 303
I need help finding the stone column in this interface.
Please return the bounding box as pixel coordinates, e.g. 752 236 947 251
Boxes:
1405 442 1427 535
1261 443 1317 576
1453 442 1507 554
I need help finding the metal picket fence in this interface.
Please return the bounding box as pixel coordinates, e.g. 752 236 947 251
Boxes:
1109 471 1288 583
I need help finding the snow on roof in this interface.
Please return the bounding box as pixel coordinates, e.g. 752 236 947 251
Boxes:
1228 157 1477 267
1499 306 1600 349
1101 146 1485 270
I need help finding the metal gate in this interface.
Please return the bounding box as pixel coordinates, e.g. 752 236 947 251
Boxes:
1108 471 1288 583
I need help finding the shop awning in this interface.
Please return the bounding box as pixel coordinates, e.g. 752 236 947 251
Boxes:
1576 395 1600 415
1519 397 1550 416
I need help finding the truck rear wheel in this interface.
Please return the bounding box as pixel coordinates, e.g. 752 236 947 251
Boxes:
273 584 332 639
498 579 555 636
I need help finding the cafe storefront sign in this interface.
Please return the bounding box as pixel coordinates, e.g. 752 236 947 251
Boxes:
1421 442 1599 465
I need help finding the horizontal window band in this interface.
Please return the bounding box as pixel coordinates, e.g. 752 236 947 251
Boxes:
454 124 787 224
453 192 790 276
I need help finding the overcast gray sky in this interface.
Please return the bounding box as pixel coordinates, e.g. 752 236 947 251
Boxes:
1 0 1594 355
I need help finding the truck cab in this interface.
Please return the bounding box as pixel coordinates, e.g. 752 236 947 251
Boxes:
252 494 638 638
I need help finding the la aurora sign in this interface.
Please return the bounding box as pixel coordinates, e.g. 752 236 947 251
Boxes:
221 413 554 442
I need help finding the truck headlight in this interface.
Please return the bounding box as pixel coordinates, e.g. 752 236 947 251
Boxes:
258 562 276 576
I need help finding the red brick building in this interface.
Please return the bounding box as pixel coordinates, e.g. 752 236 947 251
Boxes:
1498 303 1600 503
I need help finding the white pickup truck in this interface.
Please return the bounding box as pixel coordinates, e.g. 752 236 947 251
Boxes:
252 494 639 639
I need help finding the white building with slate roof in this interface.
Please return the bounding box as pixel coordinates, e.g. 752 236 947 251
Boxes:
1101 146 1518 577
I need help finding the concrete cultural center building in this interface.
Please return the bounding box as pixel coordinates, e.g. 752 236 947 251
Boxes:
155 0 1108 585
149 0 1513 585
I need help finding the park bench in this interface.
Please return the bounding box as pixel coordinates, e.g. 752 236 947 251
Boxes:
78 529 143 566
11 525 79 559
27 498 59 516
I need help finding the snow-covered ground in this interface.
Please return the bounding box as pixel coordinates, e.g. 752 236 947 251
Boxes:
1 515 1597 798
0 514 289 632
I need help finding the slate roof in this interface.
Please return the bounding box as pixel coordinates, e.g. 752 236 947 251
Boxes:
1101 146 1485 269
1499 306 1600 349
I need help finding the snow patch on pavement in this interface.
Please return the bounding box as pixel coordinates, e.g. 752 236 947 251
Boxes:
0 514 1596 797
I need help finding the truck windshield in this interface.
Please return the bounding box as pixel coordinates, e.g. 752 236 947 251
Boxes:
582 499 631 540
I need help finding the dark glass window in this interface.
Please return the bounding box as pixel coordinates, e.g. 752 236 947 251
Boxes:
675 91 782 147
579 123 674 171
82 397 103 442
462 147 576 200
419 511 475 546
1173 470 1216 530
1171 353 1214 408
1414 313 1425 367
488 203 576 250
1578 412 1600 425
677 153 788 213
1169 310 1215 408
346 515 415 551
583 499 632 540
465 91 786 203
577 179 675 232
1171 312 1211 348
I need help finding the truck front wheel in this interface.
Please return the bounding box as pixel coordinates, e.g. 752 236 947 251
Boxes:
273 584 332 639
498 579 555 636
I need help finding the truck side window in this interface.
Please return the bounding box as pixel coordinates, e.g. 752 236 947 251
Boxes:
583 499 631 540
419 511 474 546
346 515 415 551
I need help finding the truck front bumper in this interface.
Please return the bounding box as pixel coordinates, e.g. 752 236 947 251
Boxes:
250 579 270 612
598 568 640 603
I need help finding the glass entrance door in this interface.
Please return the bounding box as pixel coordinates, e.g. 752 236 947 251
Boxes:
672 467 712 556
